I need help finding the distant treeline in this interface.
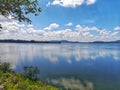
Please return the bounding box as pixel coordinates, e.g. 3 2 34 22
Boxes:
0 39 61 43
0 39 120 44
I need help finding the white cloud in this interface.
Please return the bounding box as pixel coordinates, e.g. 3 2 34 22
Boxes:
75 24 98 31
114 26 120 30
47 0 96 8
83 32 93 38
65 22 73 26
0 15 17 23
86 0 96 5
76 25 83 31
44 23 59 31
52 0 84 8
99 29 110 36
111 31 119 36
0 15 120 42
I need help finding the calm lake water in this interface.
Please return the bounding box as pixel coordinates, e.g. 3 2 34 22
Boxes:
0 43 120 90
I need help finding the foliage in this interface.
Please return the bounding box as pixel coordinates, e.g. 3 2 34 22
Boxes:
0 0 42 23
0 62 12 73
0 62 60 90
0 72 59 90
23 66 40 81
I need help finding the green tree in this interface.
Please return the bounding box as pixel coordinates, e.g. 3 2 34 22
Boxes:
0 0 42 23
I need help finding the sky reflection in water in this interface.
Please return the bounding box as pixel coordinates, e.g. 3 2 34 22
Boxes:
0 43 120 90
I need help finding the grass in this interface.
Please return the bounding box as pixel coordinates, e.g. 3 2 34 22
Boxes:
0 62 60 90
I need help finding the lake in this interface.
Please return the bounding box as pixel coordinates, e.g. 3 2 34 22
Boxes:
0 43 120 90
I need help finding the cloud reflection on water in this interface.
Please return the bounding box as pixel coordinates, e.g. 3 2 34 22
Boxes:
47 78 93 90
0 43 120 68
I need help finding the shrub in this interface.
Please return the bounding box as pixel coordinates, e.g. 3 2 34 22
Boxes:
0 62 12 73
23 66 40 81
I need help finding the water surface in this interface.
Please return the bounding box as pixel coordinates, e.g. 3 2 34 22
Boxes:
0 43 120 90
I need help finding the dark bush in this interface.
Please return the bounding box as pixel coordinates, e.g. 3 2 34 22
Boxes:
0 62 12 73
23 66 40 81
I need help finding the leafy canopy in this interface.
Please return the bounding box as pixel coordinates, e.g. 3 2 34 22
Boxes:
0 0 42 23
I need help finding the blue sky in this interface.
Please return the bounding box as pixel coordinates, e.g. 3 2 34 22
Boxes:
0 0 120 42
30 0 120 30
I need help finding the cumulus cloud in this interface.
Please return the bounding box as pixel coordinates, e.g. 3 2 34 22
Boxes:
52 0 84 8
75 24 98 31
44 23 59 31
114 26 120 30
76 25 83 31
47 0 96 8
86 0 96 5
0 15 15 23
0 15 120 42
65 22 73 26
111 31 119 36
